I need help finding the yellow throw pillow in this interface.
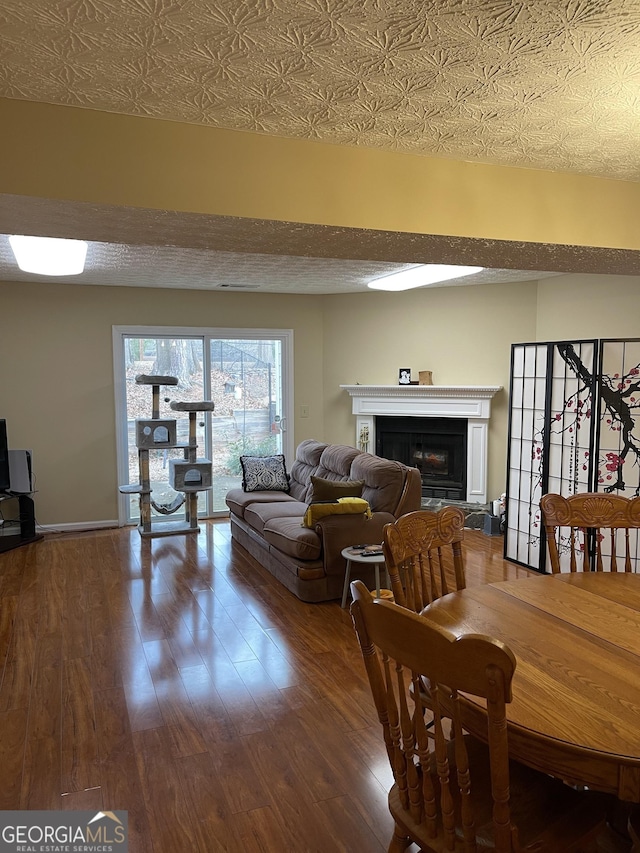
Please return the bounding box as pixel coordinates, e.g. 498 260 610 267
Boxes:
302 497 372 528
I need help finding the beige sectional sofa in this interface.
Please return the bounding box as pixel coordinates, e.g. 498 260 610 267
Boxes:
225 439 422 602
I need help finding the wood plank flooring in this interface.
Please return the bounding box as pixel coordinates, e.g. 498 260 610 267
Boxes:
0 522 621 851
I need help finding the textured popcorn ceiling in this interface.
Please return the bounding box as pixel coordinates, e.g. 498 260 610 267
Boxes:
0 234 561 292
2 0 640 180
2 0 640 292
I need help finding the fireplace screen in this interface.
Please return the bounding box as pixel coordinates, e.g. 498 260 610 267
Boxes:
416 448 449 475
376 416 467 500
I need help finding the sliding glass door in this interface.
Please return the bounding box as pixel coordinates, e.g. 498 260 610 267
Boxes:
113 326 293 525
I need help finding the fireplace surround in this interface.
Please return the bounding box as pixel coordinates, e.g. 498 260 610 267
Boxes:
340 385 502 504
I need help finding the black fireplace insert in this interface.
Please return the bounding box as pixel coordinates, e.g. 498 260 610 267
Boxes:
376 416 467 500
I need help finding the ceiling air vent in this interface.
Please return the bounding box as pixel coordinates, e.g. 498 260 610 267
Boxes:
215 283 260 290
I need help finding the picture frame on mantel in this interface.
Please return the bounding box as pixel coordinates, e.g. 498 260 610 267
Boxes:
398 368 412 385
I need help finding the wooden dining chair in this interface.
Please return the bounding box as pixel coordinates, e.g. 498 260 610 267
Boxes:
540 492 640 573
628 806 640 853
382 506 466 612
349 579 612 853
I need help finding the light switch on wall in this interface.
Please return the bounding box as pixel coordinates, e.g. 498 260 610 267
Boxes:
300 405 309 418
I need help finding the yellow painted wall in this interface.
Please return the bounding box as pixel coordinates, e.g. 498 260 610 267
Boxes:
2 274 640 526
0 281 324 526
321 282 539 502
536 275 640 341
2 98 640 251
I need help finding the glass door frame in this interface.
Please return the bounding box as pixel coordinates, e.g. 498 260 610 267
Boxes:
113 325 294 527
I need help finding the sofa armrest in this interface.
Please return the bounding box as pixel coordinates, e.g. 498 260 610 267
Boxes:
314 511 395 576
395 467 423 516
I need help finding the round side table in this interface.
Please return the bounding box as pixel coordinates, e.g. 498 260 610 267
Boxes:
340 546 387 608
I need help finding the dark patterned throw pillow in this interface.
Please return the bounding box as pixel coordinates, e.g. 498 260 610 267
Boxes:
309 475 365 502
240 454 290 493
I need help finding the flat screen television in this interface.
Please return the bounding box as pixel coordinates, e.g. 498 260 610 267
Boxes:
0 420 9 493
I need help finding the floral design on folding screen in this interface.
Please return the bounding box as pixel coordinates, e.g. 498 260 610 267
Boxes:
506 339 640 572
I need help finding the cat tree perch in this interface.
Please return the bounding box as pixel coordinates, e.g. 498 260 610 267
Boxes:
119 374 214 538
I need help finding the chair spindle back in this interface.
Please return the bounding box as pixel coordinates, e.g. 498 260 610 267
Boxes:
382 507 466 611
350 579 518 852
540 492 640 574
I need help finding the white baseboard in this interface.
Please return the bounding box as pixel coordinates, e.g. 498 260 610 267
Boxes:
38 519 121 534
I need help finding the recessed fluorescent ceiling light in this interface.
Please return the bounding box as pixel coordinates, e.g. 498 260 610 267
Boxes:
9 235 88 276
367 263 483 291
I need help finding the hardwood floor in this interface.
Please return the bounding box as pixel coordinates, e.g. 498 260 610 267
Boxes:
0 522 623 851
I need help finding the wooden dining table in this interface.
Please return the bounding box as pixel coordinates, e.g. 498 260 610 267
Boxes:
421 572 640 802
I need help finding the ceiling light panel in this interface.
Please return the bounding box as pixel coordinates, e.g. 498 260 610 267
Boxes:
368 264 484 291
9 235 87 276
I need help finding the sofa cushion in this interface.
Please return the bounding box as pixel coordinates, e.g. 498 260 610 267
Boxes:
315 444 362 481
351 454 408 514
288 439 328 502
263 517 322 561
245 500 308 535
241 454 290 492
309 475 364 502
225 487 295 519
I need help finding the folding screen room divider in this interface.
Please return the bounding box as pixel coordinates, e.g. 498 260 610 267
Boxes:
505 338 640 572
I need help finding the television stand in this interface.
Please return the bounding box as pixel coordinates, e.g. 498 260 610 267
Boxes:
0 493 43 553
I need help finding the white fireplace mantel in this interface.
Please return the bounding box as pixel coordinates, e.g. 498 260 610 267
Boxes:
340 384 503 504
